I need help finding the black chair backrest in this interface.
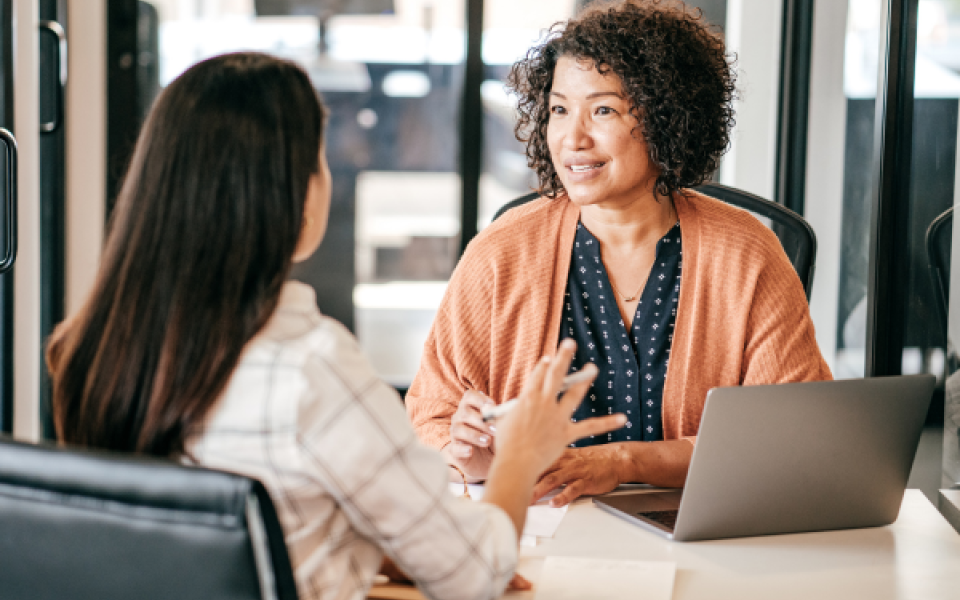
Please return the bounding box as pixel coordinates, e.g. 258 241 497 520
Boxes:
0 436 297 600
490 191 540 222
491 183 818 299
926 206 952 332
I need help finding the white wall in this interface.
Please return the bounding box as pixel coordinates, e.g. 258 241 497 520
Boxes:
805 0 850 374
65 0 106 316
721 0 783 199
13 0 40 441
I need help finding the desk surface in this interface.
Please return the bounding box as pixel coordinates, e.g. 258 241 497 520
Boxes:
505 489 960 600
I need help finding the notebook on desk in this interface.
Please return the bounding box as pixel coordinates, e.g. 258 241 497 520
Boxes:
594 375 936 542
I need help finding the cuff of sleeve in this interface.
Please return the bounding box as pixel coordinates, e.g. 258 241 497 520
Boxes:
414 500 519 600
417 422 452 451
481 502 521 596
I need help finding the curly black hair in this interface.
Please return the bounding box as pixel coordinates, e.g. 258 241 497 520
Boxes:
506 0 736 199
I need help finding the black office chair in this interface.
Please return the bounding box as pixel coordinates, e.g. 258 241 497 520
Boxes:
491 183 818 299
0 436 298 600
926 206 952 333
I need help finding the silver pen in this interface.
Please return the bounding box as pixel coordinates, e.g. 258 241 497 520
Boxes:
480 369 597 422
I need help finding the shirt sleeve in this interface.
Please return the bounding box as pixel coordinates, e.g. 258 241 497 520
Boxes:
297 320 517 600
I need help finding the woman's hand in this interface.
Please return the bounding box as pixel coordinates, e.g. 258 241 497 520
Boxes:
531 445 625 507
378 556 411 584
444 390 498 481
481 340 628 539
532 439 695 506
491 342 625 479
507 573 533 591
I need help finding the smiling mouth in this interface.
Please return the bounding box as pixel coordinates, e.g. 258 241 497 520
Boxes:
569 162 605 173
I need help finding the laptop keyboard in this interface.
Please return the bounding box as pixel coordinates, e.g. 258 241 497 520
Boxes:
638 510 678 530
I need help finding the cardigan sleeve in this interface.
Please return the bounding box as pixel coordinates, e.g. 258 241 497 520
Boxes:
406 241 497 451
740 244 833 386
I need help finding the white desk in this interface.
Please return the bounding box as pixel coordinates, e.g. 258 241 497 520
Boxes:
370 490 960 600
508 490 960 600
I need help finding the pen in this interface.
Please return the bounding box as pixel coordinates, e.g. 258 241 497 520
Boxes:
481 370 597 422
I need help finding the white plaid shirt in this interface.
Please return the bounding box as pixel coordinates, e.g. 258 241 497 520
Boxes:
189 281 518 600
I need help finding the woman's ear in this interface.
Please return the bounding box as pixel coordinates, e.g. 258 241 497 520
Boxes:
292 152 331 263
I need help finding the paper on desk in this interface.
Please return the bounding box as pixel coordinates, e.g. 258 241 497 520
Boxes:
524 500 567 538
533 557 676 600
447 483 568 540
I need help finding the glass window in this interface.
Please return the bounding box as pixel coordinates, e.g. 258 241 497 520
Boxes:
905 0 960 490
326 3 468 387
803 0 883 380
478 0 576 227
149 0 467 387
807 0 959 390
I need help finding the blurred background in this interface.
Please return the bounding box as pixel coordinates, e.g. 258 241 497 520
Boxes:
3 0 960 497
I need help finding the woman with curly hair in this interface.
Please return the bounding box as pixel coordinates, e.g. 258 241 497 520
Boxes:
406 0 831 507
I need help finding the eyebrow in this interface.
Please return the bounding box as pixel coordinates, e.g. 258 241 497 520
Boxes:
549 91 624 100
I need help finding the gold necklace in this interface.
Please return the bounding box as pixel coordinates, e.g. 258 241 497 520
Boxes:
598 204 677 303
607 274 645 302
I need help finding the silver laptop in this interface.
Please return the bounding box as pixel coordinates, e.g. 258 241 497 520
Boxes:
593 375 935 542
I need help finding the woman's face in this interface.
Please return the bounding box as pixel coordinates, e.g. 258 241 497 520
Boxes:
546 56 659 208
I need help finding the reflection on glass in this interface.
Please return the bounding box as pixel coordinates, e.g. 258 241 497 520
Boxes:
916 0 960 488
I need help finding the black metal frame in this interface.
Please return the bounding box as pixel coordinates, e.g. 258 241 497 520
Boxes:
0 131 17 277
0 2 11 130
106 0 142 213
458 0 484 254
38 18 66 134
775 0 815 215
865 0 919 378
0 0 13 435
39 0 68 439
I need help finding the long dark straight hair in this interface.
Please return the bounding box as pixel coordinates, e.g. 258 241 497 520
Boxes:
47 52 326 457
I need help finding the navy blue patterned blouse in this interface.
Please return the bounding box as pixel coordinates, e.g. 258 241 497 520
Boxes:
560 220 682 447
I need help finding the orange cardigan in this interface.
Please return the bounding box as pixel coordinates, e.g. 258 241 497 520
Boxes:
406 191 832 450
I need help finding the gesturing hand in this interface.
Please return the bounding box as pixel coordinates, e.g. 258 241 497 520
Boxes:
491 341 627 482
445 390 498 481
531 445 624 507
480 340 626 548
